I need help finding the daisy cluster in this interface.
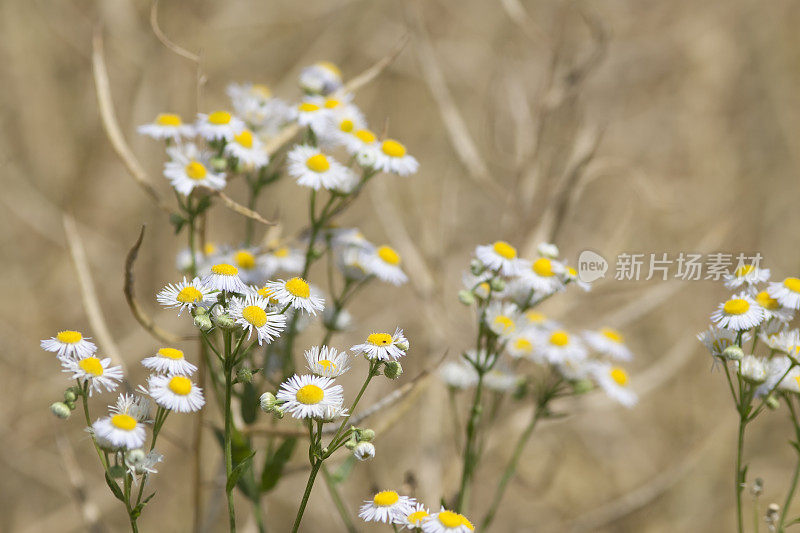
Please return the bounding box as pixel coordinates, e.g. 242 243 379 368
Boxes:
359 489 474 532
700 264 800 396
441 241 638 407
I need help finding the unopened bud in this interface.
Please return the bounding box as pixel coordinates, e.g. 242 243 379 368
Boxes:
740 355 767 384
359 429 376 442
50 402 71 419
272 407 285 420
384 361 403 380
353 441 376 461
572 379 594 394
356 150 377 169
65 400 76 410
259 392 277 413
210 157 227 172
458 290 475 306
751 478 764 497
470 259 485 276
345 439 358 450
766 503 780 526
396 340 410 352
64 390 77 403
214 312 236 329
237 367 254 384
723 345 744 361
489 278 506 292
194 313 213 331
125 449 147 467
537 242 560 259
766 395 780 411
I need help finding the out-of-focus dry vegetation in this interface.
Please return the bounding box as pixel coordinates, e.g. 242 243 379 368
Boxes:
4 0 800 531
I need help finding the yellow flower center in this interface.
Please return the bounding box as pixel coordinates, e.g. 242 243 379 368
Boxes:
168 375 192 396
78 357 104 376
234 130 254 148
381 139 406 158
723 298 750 315
492 315 515 335
526 311 545 323
176 286 203 304
407 510 429 524
514 338 532 351
318 359 336 371
567 266 578 277
796 376 800 390
377 245 401 266
257 286 277 301
306 153 330 173
111 414 137 431
56 330 82 344
298 102 320 113
492 241 517 259
533 257 554 277
203 242 216 256
756 291 780 310
296 384 324 405
158 348 184 360
610 367 629 386
208 111 232 125
318 61 341 76
251 84 271 98
438 511 462 528
785 278 800 293
373 490 399 507
601 328 623 343
185 161 208 180
156 113 181 126
549 331 569 347
285 277 311 298
324 98 340 109
235 250 256 270
367 333 393 346
735 264 755 277
460 515 475 530
355 129 376 144
339 119 354 132
242 305 268 328
212 263 238 276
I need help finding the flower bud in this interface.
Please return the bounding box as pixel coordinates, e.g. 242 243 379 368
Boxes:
396 340 410 352
259 392 277 413
194 313 213 331
458 290 475 306
64 390 77 403
353 441 376 461
345 438 358 450
739 355 767 384
572 379 594 394
537 242 560 259
356 150 377 169
65 400 76 410
358 429 376 442
766 395 780 411
272 407 285 420
470 259 485 276
237 367 254 384
210 157 227 172
384 361 403 380
489 278 506 292
50 402 71 420
723 345 744 361
108 465 126 479
214 312 236 329
125 448 147 467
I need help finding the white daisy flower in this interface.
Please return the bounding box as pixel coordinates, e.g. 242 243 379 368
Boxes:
461 271 495 300
304 345 351 377
697 326 742 358
358 490 416 524
125 449 163 478
538 329 587 364
760 329 800 357
329 228 374 251
323 111 368 147
226 83 285 126
337 246 371 281
111 393 151 423
557 353 592 381
276 374 344 419
724 264 771 290
402 503 431 530
229 295 287 345
202 263 251 294
224 129 269 168
362 245 408 285
755 290 794 323
768 278 800 310
537 242 560 258
292 101 335 133
226 248 268 285
739 354 767 384
439 360 479 390
194 110 245 141
156 277 213 315
261 246 304 275
506 333 538 360
516 257 565 295
521 310 554 330
483 368 520 392
582 328 633 361
590 363 637 408
373 139 419 176
62 356 123 396
757 356 793 397
563 265 592 291
141 348 197 376
711 293 765 331
175 242 223 272
41 330 97 360
485 302 519 338
421 509 475 533
475 241 520 276
265 277 325 315
287 145 351 190
351 328 408 361
147 374 205 413
92 413 147 450
137 113 193 140
353 441 376 461
163 144 226 196
299 61 343 95
338 127 379 155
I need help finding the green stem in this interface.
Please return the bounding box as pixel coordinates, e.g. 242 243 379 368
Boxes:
456 370 486 513
324 361 378 459
321 464 357 533
736 415 747 533
291 460 323 533
779 396 800 532
223 331 237 532
78 380 108 469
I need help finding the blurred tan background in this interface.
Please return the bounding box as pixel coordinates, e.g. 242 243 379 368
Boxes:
4 0 800 531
